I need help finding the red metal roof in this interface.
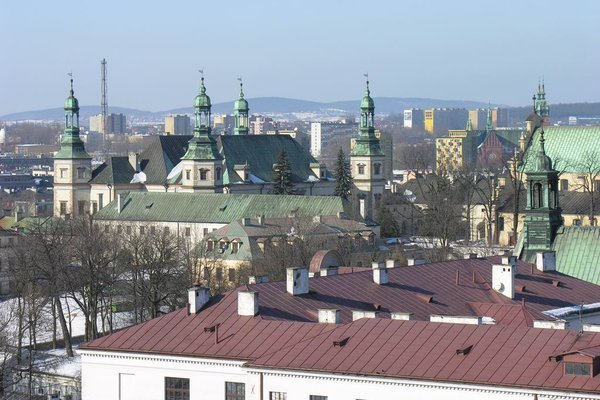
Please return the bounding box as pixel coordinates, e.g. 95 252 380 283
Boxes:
247 318 600 393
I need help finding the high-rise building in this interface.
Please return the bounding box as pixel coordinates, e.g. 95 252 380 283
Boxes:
89 113 126 134
310 120 357 158
165 115 192 136
424 108 469 135
403 109 424 129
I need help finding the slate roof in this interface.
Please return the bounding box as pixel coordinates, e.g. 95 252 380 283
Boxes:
246 318 600 394
90 157 135 185
552 226 600 286
522 126 600 174
218 135 325 184
139 135 191 185
93 192 352 224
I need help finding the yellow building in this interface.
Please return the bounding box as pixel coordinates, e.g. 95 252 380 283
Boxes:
424 108 469 135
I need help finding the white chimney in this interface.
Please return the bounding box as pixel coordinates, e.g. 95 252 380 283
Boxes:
407 258 426 266
128 152 140 171
501 252 517 267
492 263 515 299
464 253 478 259
536 251 556 272
372 262 388 285
533 320 567 330
319 266 338 277
391 312 415 320
286 267 309 295
188 286 210 314
352 310 378 321
386 259 397 269
248 275 269 284
430 315 483 325
318 309 340 324
257 215 264 225
238 291 259 316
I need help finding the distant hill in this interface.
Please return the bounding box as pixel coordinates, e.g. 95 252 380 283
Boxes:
1 97 499 122
3 98 599 123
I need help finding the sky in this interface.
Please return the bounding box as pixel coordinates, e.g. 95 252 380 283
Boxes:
1 0 599 115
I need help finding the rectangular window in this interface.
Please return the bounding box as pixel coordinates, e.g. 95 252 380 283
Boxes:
309 396 328 400
165 377 190 400
498 217 505 232
185 227 191 237
150 226 156 234
216 167 221 180
269 392 286 400
92 202 98 214
164 227 170 235
203 228 209 236
573 219 582 226
565 362 591 377
216 267 223 281
60 168 67 179
126 226 132 235
228 268 235 282
59 202 67 215
78 201 85 215
185 169 191 180
77 168 86 179
232 242 239 253
225 382 245 400
98 193 104 209
203 267 211 280
200 169 208 180
560 179 569 191
140 226 145 235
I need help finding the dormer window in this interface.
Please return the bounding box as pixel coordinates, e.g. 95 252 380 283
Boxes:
565 362 591 377
199 169 208 181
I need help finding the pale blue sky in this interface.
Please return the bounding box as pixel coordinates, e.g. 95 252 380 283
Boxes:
1 0 599 115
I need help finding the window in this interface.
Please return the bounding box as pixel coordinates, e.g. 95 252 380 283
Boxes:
358 164 365 175
232 241 240 253
164 227 170 235
373 163 381 175
228 268 235 282
216 267 223 280
225 382 245 400
165 377 190 400
203 267 210 280
498 217 505 232
573 219 582 226
126 226 132 235
150 226 156 234
216 167 222 180
185 227 191 237
59 202 67 215
207 240 214 251
60 168 68 179
77 168 86 179
203 228 209 236
98 193 103 209
309 396 328 400
92 202 98 214
78 201 86 215
185 169 191 180
560 179 569 191
140 226 145 235
200 169 208 181
565 362 591 377
269 392 286 400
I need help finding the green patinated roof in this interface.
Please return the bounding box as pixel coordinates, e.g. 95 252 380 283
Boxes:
522 126 600 173
218 135 323 184
94 192 351 223
552 226 600 285
90 157 135 185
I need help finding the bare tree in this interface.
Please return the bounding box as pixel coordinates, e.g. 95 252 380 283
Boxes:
572 150 600 223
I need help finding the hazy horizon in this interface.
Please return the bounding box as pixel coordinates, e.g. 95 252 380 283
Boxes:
2 0 599 115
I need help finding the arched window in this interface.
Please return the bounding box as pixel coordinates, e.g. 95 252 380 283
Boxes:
373 163 381 175
532 182 542 209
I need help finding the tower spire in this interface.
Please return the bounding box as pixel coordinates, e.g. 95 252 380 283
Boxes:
234 77 249 135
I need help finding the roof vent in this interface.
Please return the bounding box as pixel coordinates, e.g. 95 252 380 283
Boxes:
333 337 350 347
552 279 561 287
456 345 473 356
417 293 433 303
318 309 340 324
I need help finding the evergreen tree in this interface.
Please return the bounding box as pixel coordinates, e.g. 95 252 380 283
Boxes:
333 148 353 200
270 150 294 194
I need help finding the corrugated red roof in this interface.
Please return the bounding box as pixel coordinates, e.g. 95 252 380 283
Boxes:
247 318 600 393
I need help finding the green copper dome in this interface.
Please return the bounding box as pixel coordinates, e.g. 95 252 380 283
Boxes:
234 81 248 111
361 81 375 109
194 77 211 108
64 81 79 112
534 130 553 172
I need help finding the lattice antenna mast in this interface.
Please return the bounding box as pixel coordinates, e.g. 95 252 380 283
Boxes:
101 58 108 118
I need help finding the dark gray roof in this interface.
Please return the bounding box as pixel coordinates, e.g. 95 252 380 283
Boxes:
90 157 135 185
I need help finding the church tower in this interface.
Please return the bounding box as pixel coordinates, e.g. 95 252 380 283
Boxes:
233 80 249 135
180 76 223 192
53 78 92 217
534 80 550 126
350 78 385 220
521 129 562 261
